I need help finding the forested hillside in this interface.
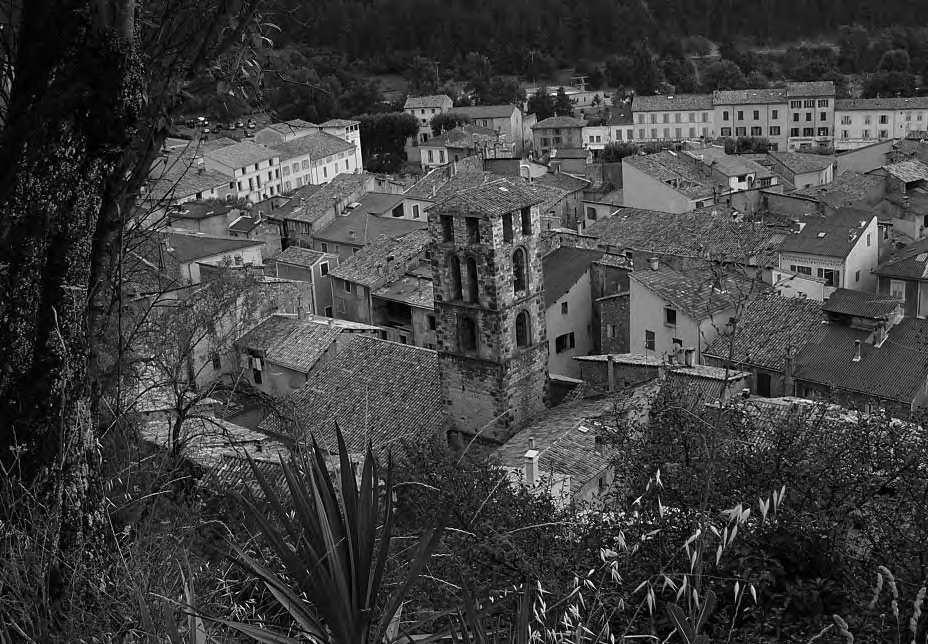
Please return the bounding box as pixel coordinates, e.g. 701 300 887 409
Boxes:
269 0 928 73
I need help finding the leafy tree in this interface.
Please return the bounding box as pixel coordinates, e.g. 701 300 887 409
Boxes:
601 142 640 162
405 55 439 95
353 112 419 173
878 48 912 72
837 23 872 73
431 111 469 136
782 45 839 82
630 42 660 94
0 0 262 562
722 136 770 154
864 71 917 98
661 56 699 93
554 87 574 116
481 76 526 105
701 59 747 91
527 87 555 120
605 54 636 89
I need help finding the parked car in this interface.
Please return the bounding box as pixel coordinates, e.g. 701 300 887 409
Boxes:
243 129 254 138
235 120 244 128
246 118 257 129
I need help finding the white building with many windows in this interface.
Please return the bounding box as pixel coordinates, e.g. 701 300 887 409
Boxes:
272 132 359 193
203 141 282 203
834 97 928 151
713 88 788 150
630 94 714 142
404 94 454 144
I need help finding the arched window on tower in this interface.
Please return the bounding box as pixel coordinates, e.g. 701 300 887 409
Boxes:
466 257 479 302
515 310 531 348
459 316 477 351
449 255 462 300
512 248 527 292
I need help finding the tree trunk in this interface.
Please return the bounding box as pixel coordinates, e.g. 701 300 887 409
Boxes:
0 0 145 557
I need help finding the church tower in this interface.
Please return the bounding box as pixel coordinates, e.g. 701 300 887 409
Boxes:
430 178 549 443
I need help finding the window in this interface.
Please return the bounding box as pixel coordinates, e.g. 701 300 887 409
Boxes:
663 128 670 138
554 332 575 353
516 311 532 347
645 330 655 351
723 111 730 121
840 115 851 125
512 248 527 292
737 110 744 120
751 126 762 136
450 255 463 300
380 329 388 340
688 112 695 122
805 112 812 122
520 207 532 235
321 242 328 252
650 114 656 124
320 262 329 276
639 128 645 139
651 128 658 138
466 257 478 302
459 316 477 351
790 100 802 108
890 279 907 301
772 109 779 119
753 110 759 120
607 324 616 338
735 127 746 136
324 305 333 317
343 281 353 293
793 113 800 122
664 307 677 326
842 130 849 139
662 113 669 123
803 127 814 136
439 150 445 164
863 129 871 139
816 267 839 287
465 217 480 244
637 114 644 124
561 302 568 315
211 353 221 370
804 100 815 108
675 127 682 138
427 150 434 163
721 127 732 137
674 113 681 123
502 213 513 242
302 159 309 170
428 315 436 330
880 130 889 139
689 127 696 137
817 127 829 136
880 115 888 124
441 215 454 242
855 270 860 282
412 204 420 219
790 264 812 275
399 334 408 344
586 206 597 221
252 367 262 384
769 126 781 136
702 112 709 122
818 99 829 107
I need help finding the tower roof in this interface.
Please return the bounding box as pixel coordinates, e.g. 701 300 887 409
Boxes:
431 177 545 217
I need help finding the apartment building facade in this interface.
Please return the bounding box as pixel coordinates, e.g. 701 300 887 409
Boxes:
785 81 835 151
834 97 928 151
630 94 714 142
713 88 788 150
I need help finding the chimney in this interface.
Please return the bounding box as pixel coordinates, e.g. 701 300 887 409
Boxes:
524 447 540 486
607 354 615 392
874 322 888 347
683 347 696 367
648 257 659 271
852 339 862 362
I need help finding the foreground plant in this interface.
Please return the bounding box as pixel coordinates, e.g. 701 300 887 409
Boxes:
222 426 444 642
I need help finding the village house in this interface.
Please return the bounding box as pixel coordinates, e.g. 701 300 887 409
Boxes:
419 124 503 170
581 106 636 154
834 97 928 151
541 247 604 382
253 119 319 145
144 150 233 205
877 158 928 241
272 245 340 316
158 231 265 285
713 88 788 150
766 150 835 189
631 94 714 142
311 210 426 260
452 104 526 155
874 237 928 317
163 201 244 236
531 115 587 156
317 118 363 168
627 260 744 363
202 141 282 203
404 94 454 144
785 81 835 152
536 167 591 229
271 131 359 191
777 207 879 295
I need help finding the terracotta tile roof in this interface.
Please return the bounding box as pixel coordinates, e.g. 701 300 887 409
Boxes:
623 152 716 200
146 154 232 202
162 231 262 263
328 229 431 287
632 93 713 112
702 294 823 370
536 171 590 193
453 104 518 119
373 274 434 309
404 95 452 109
236 314 304 354
319 118 359 127
779 207 875 259
586 207 782 262
271 132 355 161
140 417 289 470
277 173 370 225
836 97 928 111
205 141 278 169
791 171 884 208
227 214 261 233
314 211 426 246
768 151 834 175
431 176 545 217
275 246 325 268
713 88 787 105
630 266 746 320
787 81 835 97
822 288 903 319
661 365 751 409
494 397 616 492
421 124 498 148
532 115 587 129
353 192 406 216
265 323 340 373
875 238 928 280
266 335 445 453
404 167 497 201
542 247 603 308
697 147 775 179
794 318 928 403
883 159 928 183
167 201 237 221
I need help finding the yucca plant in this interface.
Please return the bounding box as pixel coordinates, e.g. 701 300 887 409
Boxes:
221 426 445 643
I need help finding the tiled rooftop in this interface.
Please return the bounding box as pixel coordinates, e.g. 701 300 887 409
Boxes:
314 211 426 246
779 207 874 259
271 132 355 161
163 231 262 263
236 314 304 354
275 245 325 268
205 140 278 169
146 153 232 202
536 170 590 193
265 323 341 373
768 151 835 175
404 95 452 109
422 124 499 148
632 93 713 112
702 294 824 371
265 334 445 453
542 247 603 308
452 104 518 119
328 229 431 287
786 81 835 97
532 115 587 129
431 177 545 217
713 88 788 105
835 97 928 111
875 238 928 280
822 288 903 320
624 151 717 200
373 274 434 309
319 118 360 127
140 417 289 470
696 147 774 179
630 266 752 321
404 167 497 201
277 173 370 225
353 192 406 216
794 318 928 404
883 159 928 184
791 171 885 208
